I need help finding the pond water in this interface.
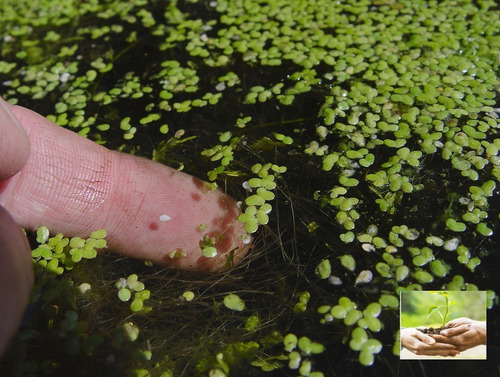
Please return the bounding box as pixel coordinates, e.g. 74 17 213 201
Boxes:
0 0 499 376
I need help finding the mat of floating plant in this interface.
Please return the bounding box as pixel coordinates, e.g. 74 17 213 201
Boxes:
0 0 499 376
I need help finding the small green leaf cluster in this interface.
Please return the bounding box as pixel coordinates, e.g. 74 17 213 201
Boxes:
198 341 259 377
116 274 151 313
318 295 392 366
238 163 286 234
293 291 311 313
458 180 496 236
32 227 106 273
244 84 283 104
329 187 359 231
2 226 112 375
202 133 244 181
199 234 218 258
58 310 104 356
282 334 325 377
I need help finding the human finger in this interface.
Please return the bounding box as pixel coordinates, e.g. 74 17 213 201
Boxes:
0 101 251 272
0 96 30 180
444 317 472 327
414 330 436 345
440 325 469 337
0 205 34 357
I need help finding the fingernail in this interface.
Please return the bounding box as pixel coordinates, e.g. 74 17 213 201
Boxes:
0 96 27 136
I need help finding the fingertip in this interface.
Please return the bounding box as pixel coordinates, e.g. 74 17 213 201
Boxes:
102 154 252 272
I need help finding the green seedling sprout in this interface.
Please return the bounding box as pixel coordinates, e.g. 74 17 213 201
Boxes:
426 292 455 328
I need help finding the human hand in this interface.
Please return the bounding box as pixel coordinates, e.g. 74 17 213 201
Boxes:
0 99 34 357
400 328 459 357
430 318 486 352
0 96 250 272
0 96 250 356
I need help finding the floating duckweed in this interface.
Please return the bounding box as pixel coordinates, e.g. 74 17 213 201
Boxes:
288 351 301 369
274 133 293 145
78 283 91 294
3 0 500 375
200 235 218 258
340 255 356 271
182 291 195 301
297 337 325 355
340 231 355 243
315 259 331 279
349 327 368 351
466 257 481 272
294 291 311 313
330 306 347 320
395 265 410 282
116 274 150 312
202 247 218 258
344 310 363 326
168 248 186 259
90 229 107 239
130 299 144 312
378 295 399 309
299 360 311 376
355 270 373 285
123 322 140 343
283 333 298 352
363 315 382 332
413 270 434 284
223 293 245 312
430 259 450 277
245 314 260 333
328 275 342 286
359 338 382 366
36 226 50 243
118 288 132 302
476 222 493 236
363 303 382 318
446 218 467 232
426 235 444 246
443 238 460 251
139 113 160 125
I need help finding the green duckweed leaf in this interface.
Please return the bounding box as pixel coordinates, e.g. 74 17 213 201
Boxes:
118 288 132 302
223 293 245 311
340 255 356 271
284 333 298 352
315 259 331 279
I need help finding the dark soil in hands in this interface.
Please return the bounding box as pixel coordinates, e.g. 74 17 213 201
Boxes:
417 326 448 334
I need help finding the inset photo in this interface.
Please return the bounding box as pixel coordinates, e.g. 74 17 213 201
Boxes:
400 291 486 360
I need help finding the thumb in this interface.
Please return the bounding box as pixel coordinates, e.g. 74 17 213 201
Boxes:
0 205 34 357
0 96 30 180
0 101 250 272
415 331 435 344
